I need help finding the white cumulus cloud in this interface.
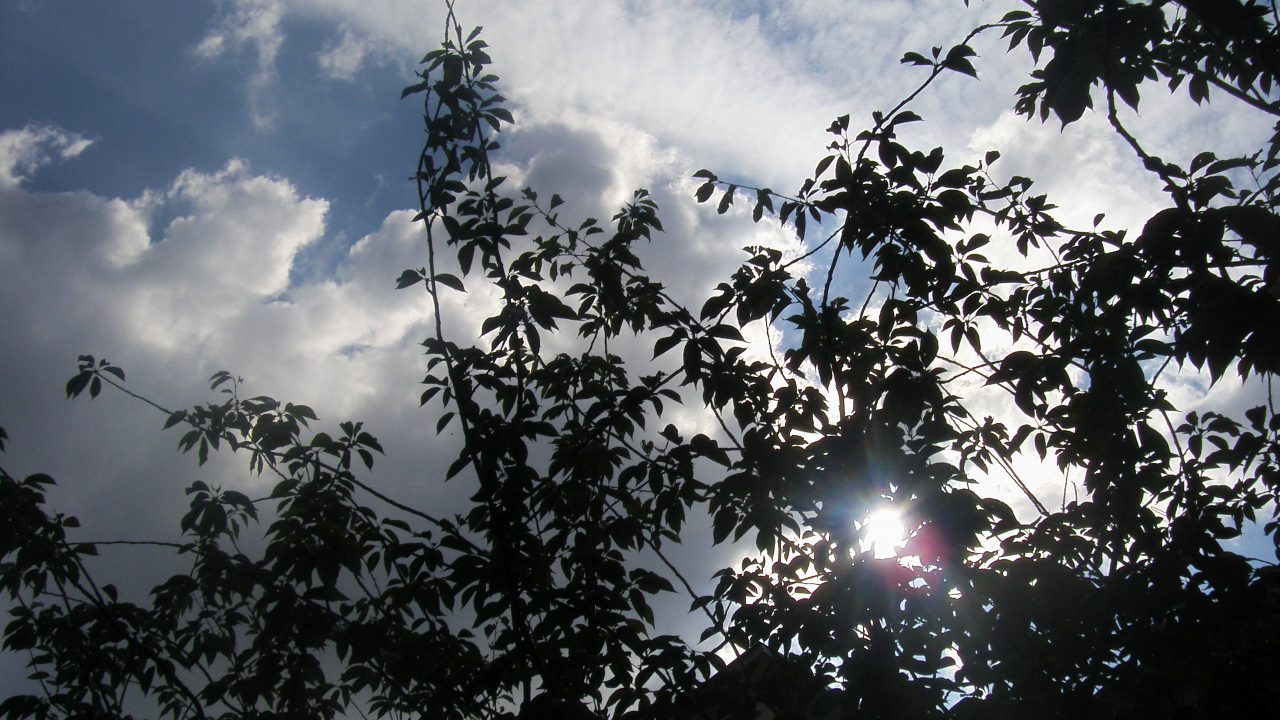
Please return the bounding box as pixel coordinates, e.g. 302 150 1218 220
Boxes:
0 124 93 190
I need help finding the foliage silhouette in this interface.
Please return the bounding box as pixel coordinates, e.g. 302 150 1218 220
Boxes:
4 1 1280 718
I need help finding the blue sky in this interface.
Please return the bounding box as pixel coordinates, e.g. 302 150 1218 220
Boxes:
1 0 1277 696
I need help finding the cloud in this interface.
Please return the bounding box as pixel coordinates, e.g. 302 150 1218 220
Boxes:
195 0 285 67
0 124 93 190
246 1 1005 193
317 26 372 81
195 0 286 127
0 140 324 509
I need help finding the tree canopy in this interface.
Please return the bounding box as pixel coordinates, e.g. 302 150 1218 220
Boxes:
4 1 1280 718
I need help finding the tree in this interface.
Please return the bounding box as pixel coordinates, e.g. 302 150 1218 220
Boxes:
4 0 1280 718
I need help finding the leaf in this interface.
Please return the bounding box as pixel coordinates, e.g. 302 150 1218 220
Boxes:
396 269 425 289
1046 70 1092 125
287 404 319 422
487 107 515 125
717 185 736 214
209 370 234 391
891 111 923 126
445 455 470 481
707 324 744 342
65 371 91 399
433 273 466 292
1205 157 1252 175
653 332 684 359
222 490 252 509
753 188 774 222
935 168 971 188
356 432 383 453
1188 74 1209 104
400 81 429 98
695 181 716 203
1190 151 1217 174
712 508 737 545
941 44 978 77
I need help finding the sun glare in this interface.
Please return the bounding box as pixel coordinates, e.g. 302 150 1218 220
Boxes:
862 509 906 559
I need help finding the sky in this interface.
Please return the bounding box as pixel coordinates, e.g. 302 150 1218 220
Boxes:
1 0 1277 696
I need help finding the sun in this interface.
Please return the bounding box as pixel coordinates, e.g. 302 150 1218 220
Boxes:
861 508 906 559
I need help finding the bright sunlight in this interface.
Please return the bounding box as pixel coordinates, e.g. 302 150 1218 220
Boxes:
861 509 906 559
